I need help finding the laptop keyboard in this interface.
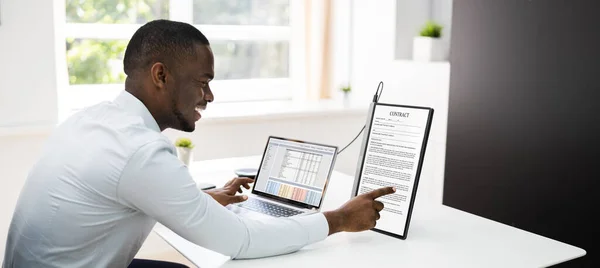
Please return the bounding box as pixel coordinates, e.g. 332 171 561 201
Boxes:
238 198 304 217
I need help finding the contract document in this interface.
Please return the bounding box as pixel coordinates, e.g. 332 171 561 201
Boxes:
355 103 434 239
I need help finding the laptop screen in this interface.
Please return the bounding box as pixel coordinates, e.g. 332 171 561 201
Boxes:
252 137 337 209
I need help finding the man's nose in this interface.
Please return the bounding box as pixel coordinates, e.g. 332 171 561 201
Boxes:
204 85 214 103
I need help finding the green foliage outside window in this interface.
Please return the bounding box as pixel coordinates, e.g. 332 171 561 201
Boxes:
66 39 128 84
65 0 168 85
65 0 291 85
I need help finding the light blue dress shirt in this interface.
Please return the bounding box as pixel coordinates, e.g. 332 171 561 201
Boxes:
3 91 329 268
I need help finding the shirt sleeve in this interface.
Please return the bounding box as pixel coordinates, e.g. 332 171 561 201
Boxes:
116 140 329 259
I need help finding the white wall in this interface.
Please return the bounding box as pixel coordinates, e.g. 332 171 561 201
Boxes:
0 0 65 130
395 0 432 59
431 0 453 46
394 0 453 60
351 0 451 204
161 114 367 174
0 0 62 257
0 134 49 262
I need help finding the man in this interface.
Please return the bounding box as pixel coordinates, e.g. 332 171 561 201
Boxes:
3 19 395 268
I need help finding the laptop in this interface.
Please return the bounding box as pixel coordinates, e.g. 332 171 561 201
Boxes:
228 136 338 219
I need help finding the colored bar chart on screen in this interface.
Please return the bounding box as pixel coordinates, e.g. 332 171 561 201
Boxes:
265 180 322 206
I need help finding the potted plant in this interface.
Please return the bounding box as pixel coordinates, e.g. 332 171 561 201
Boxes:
175 137 194 166
340 85 351 106
412 20 445 61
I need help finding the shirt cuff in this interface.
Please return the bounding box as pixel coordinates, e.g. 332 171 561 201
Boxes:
292 213 329 245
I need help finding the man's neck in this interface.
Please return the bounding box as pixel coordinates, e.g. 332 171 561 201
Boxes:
124 86 168 132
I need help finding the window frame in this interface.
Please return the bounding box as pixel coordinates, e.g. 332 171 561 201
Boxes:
62 0 303 112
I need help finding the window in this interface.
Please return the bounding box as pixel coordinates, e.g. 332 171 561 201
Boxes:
63 0 299 113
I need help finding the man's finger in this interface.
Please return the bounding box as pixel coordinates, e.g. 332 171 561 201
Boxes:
242 183 251 190
373 201 384 212
375 211 381 220
228 195 248 205
232 178 254 185
365 187 396 199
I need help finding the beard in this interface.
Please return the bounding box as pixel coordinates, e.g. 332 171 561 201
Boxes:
171 95 195 132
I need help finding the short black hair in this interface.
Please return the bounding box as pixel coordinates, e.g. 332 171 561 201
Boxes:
123 19 210 76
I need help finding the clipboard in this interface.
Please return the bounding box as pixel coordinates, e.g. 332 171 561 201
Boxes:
351 102 434 240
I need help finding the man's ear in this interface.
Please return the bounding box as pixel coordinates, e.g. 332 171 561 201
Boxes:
150 62 167 89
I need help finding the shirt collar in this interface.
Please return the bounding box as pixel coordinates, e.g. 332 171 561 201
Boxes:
114 90 161 132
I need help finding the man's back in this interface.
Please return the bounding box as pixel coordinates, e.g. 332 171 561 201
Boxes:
3 91 169 267
3 90 336 268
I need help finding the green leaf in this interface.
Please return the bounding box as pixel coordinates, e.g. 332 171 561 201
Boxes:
175 138 194 148
419 20 443 38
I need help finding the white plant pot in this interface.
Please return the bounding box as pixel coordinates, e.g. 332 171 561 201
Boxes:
413 36 446 62
343 92 350 107
176 147 193 166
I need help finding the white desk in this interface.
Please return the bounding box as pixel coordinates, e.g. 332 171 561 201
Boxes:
153 156 586 268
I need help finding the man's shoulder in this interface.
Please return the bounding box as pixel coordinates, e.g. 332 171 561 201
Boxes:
58 101 172 152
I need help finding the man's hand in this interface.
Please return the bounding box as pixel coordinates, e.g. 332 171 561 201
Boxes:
323 186 396 235
204 177 254 206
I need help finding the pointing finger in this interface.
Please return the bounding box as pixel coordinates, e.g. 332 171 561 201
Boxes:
233 178 254 185
365 187 396 199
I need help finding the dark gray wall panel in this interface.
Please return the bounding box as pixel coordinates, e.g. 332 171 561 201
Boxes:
444 0 600 266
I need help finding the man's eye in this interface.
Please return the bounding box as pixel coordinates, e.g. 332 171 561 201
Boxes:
196 81 207 87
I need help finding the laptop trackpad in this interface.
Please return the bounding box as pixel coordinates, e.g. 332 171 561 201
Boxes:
227 204 273 220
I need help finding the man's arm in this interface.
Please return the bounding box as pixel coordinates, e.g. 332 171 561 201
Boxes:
116 140 329 259
117 140 394 259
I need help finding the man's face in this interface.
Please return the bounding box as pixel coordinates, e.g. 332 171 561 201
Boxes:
166 45 215 132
